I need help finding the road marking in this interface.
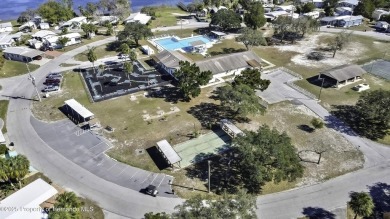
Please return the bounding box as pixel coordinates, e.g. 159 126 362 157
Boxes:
141 173 152 184
89 142 105 150
157 175 166 188
74 129 90 136
116 166 127 176
150 174 159 184
129 169 140 181
107 163 117 171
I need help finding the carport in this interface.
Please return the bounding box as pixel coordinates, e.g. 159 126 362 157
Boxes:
220 119 244 138
156 139 182 168
64 99 94 124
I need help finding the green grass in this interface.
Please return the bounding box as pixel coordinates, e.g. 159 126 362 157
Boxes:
0 60 39 78
74 45 118 61
59 35 108 52
79 197 105 219
0 100 9 133
149 6 188 28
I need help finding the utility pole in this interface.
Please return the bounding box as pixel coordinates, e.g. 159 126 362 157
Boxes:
208 160 211 193
318 77 325 100
26 64 41 102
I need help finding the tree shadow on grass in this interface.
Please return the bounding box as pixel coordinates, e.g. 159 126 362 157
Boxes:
146 146 170 170
368 182 390 218
148 86 189 104
185 151 241 194
302 207 336 219
187 102 248 129
324 110 359 137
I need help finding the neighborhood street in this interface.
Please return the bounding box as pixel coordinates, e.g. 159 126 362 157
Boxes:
0 26 389 219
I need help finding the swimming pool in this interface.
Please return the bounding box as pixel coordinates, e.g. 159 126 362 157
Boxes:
154 35 212 51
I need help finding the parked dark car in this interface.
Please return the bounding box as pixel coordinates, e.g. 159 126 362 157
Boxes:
44 78 60 85
144 185 158 197
33 56 42 60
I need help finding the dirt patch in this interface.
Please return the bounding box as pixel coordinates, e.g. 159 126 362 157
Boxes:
239 101 364 187
275 33 368 68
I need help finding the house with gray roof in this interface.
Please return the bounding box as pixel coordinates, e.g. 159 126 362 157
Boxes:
151 50 192 75
0 22 13 33
318 64 365 87
196 51 263 83
320 15 363 27
0 32 21 49
3 47 44 62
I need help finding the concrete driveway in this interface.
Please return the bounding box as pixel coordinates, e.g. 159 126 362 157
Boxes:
257 69 312 104
30 118 174 197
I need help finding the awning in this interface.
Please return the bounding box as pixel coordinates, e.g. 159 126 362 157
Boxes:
156 139 181 165
190 40 205 47
247 59 262 68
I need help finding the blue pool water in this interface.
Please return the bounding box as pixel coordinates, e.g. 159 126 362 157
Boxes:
155 36 212 51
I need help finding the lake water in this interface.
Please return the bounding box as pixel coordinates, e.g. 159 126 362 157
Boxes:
1 0 193 21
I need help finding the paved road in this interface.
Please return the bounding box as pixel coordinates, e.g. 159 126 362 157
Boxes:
320 26 390 41
257 69 390 218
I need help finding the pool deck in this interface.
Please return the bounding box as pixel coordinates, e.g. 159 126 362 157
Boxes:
149 34 215 52
174 129 231 168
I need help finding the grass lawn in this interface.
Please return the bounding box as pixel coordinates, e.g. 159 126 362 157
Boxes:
0 100 9 133
0 60 39 78
74 45 118 61
59 35 108 52
153 28 197 38
149 6 188 28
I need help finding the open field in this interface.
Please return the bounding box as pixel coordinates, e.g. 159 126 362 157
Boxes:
32 68 365 197
0 100 8 133
0 60 39 78
149 6 188 28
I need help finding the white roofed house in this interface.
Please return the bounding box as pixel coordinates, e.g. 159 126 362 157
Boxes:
124 12 151 25
335 7 353 16
0 22 13 33
372 9 390 21
320 15 363 27
28 30 57 49
38 22 50 30
0 179 58 219
264 11 289 21
0 32 21 49
60 16 87 30
94 16 119 25
43 32 82 49
19 21 37 32
64 99 94 124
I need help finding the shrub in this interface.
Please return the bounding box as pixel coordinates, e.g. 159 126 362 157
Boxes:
307 51 325 61
0 144 8 155
311 118 324 129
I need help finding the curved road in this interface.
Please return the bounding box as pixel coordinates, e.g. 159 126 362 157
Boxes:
1 24 390 218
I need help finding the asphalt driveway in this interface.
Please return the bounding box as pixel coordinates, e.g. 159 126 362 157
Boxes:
31 118 174 197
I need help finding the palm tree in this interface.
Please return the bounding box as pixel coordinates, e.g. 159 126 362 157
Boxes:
349 191 374 219
123 62 133 80
50 192 81 219
10 155 30 189
129 49 137 62
0 158 15 189
87 46 97 74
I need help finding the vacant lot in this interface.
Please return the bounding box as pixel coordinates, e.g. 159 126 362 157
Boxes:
149 6 188 28
0 60 39 78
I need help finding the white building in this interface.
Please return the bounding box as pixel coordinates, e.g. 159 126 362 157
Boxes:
303 11 320 19
372 9 390 21
0 179 58 219
337 0 358 9
60 16 87 29
124 12 151 25
274 5 295 13
39 22 50 30
141 45 154 55
0 22 13 33
94 16 119 25
19 21 37 32
264 11 290 21
28 30 57 49
0 32 20 49
43 32 82 49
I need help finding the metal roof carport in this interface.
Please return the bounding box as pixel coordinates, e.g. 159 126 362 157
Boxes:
64 99 94 124
156 139 182 168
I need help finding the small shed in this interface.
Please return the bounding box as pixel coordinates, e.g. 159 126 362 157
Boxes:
156 139 181 168
210 31 226 40
141 45 154 55
64 99 94 124
220 119 244 138
318 64 365 87
39 23 50 30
